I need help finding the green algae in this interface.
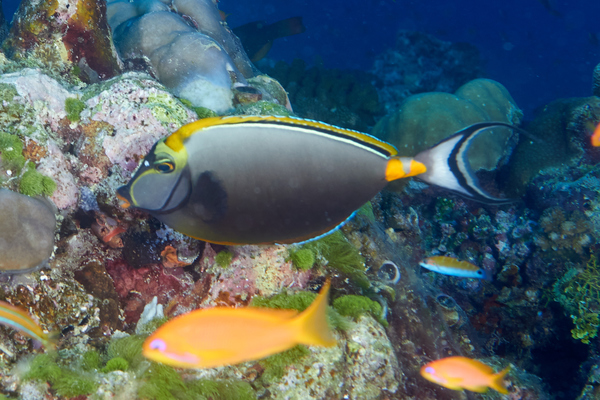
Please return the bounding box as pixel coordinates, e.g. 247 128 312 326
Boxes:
19 165 57 197
0 131 26 172
0 84 26 128
0 131 56 196
304 230 369 289
138 363 256 400
356 201 375 222
179 99 218 119
554 254 600 343
82 349 101 371
259 345 310 383
106 334 146 369
333 295 387 327
215 250 234 268
287 248 315 270
234 100 291 116
65 97 86 122
101 356 129 373
24 353 98 397
147 92 192 125
286 230 369 288
251 289 350 331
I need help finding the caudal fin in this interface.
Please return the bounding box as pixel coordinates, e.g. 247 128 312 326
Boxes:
414 122 529 204
489 366 510 394
290 280 337 347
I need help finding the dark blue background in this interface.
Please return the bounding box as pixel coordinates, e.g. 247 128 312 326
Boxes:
223 0 599 118
3 0 599 118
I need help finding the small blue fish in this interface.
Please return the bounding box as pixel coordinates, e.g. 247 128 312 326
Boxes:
420 256 492 280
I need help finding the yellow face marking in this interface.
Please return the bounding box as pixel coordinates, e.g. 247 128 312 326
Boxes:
165 116 398 156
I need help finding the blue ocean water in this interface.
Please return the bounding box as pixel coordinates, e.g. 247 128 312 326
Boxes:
223 0 600 117
4 0 597 116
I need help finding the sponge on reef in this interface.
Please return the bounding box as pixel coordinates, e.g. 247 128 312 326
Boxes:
0 189 56 272
372 78 523 171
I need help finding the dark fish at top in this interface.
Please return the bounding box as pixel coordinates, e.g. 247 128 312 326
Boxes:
537 0 563 17
233 17 306 62
117 117 516 245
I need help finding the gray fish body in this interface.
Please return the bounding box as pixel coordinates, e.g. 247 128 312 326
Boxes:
151 123 389 244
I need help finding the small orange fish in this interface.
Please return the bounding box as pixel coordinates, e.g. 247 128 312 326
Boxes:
421 356 509 394
143 280 336 368
591 122 600 147
0 300 55 349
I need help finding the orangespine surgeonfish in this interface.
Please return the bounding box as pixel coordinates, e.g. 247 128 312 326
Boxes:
0 300 55 349
117 116 516 245
419 255 492 280
142 279 335 368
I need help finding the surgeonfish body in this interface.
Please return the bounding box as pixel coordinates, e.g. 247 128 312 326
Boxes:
420 356 509 394
420 256 492 280
0 300 55 348
117 116 517 245
142 280 335 369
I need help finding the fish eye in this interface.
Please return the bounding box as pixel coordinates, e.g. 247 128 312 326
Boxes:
425 366 435 374
155 161 175 173
149 338 167 351
477 270 483 275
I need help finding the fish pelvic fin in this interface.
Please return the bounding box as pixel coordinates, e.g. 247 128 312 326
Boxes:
290 280 337 347
489 366 510 394
414 122 524 204
385 157 427 181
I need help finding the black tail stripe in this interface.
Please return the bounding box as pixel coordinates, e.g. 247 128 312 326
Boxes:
446 122 522 204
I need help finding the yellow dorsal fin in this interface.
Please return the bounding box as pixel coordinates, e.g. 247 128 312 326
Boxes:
165 116 399 157
289 280 336 347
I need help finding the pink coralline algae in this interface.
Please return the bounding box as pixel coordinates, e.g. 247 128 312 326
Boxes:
82 73 197 173
105 259 194 324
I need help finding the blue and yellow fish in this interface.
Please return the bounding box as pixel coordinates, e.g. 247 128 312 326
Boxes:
420 255 492 280
0 300 55 349
117 116 516 245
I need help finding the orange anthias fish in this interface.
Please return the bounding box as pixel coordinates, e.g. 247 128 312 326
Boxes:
143 280 336 368
421 356 510 394
591 122 600 147
0 300 55 349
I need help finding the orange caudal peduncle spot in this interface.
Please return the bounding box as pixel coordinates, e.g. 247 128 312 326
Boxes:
385 158 426 181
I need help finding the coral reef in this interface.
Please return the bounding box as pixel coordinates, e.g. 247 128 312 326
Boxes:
503 96 600 195
554 255 600 343
372 78 523 171
4 0 121 83
259 58 382 130
370 30 482 115
0 13 595 399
